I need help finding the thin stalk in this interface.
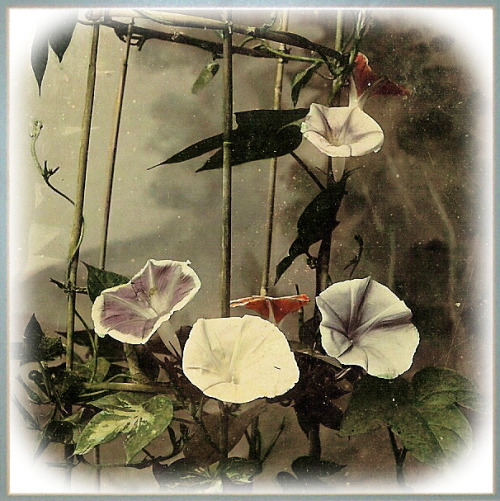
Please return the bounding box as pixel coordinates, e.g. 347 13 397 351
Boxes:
260 10 289 296
290 151 325 190
134 9 344 62
308 423 321 459
65 22 100 371
219 401 229 459
83 381 176 394
387 426 407 489
99 21 134 269
220 10 233 318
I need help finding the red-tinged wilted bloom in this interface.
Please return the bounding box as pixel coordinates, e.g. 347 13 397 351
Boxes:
92 259 201 344
353 52 411 101
230 294 310 323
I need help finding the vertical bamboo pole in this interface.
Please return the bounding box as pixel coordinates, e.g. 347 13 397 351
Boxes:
64 21 100 486
260 11 289 296
221 10 233 318
65 21 100 371
99 21 134 269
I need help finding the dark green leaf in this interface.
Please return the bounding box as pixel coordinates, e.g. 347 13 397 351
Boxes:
276 471 301 491
291 456 345 480
275 173 348 284
31 28 49 95
150 108 308 170
218 457 262 484
412 366 482 411
48 12 77 63
73 357 111 383
125 396 174 463
197 124 303 172
52 370 85 403
183 403 266 466
153 458 220 492
20 315 65 365
134 345 160 382
291 62 323 107
84 262 129 303
45 420 75 445
339 376 411 437
192 62 220 94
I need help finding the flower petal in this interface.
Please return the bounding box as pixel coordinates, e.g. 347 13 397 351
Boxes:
317 277 419 378
91 259 200 344
182 316 300 403
301 103 384 158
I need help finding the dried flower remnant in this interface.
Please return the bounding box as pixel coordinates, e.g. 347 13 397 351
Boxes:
92 259 201 344
353 52 411 99
230 294 310 323
316 277 419 379
182 316 300 403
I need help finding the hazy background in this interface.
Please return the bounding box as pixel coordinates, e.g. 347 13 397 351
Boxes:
9 8 493 494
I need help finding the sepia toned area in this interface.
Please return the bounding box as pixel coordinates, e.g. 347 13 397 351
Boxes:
9 8 493 495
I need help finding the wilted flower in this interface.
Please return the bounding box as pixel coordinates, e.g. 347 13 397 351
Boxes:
353 52 411 100
182 315 300 403
230 294 310 323
316 277 419 379
92 259 201 344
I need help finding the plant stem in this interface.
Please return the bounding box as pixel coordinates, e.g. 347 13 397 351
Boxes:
308 423 321 459
260 10 288 296
99 21 133 269
65 22 99 371
220 10 233 318
387 426 407 489
83 381 175 395
134 9 344 62
289 152 325 190
220 401 229 459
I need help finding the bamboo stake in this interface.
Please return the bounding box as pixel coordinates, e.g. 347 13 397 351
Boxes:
64 21 100 487
260 10 289 296
99 21 134 269
220 11 233 318
65 21 100 371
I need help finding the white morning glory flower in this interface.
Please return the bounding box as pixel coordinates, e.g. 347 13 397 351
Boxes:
182 315 300 404
91 259 201 344
300 76 384 181
316 277 419 379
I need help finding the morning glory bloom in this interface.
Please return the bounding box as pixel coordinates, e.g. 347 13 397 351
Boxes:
300 102 384 162
92 259 201 344
316 277 419 379
182 316 300 403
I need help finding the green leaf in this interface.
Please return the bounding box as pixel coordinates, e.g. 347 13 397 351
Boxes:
31 28 49 95
20 315 65 365
73 357 111 383
275 173 348 284
76 393 173 461
339 376 411 437
48 12 77 63
84 262 129 303
291 62 323 107
192 62 220 94
44 419 75 445
217 457 262 484
89 391 151 411
197 124 303 172
150 108 308 170
412 366 482 411
125 395 174 463
74 411 132 456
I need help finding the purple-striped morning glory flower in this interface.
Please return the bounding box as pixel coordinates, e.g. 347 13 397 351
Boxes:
91 259 201 344
182 316 300 403
316 277 419 379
